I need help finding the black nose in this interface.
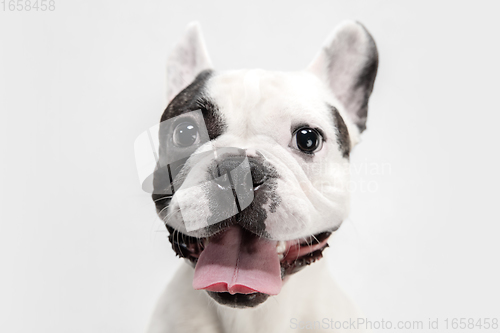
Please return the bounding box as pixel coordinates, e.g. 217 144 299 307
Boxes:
213 156 268 191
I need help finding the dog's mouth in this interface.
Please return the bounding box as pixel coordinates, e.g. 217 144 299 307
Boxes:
166 224 331 308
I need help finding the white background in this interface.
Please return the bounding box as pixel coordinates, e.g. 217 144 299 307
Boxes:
1 1 500 332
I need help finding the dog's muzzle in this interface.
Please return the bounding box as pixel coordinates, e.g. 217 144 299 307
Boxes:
151 148 333 306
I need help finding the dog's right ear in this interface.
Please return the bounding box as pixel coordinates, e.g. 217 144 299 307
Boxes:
166 22 213 103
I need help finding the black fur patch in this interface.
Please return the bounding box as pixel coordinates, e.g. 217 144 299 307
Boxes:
353 22 378 132
329 105 350 159
160 70 224 140
153 69 225 214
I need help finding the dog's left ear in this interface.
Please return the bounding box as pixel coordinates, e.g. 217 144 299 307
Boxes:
308 21 378 133
166 22 213 103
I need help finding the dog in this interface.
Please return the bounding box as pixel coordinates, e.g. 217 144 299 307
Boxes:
145 21 378 333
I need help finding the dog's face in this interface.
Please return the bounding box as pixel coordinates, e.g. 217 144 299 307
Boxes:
152 22 378 308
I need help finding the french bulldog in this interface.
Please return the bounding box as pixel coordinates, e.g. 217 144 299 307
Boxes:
145 20 378 333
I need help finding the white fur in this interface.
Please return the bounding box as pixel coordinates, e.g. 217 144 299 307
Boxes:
209 69 353 239
166 22 213 103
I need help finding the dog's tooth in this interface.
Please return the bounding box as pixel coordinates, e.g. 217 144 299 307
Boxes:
276 241 287 254
278 254 284 261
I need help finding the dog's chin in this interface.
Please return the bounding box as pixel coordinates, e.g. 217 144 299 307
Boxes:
206 291 270 308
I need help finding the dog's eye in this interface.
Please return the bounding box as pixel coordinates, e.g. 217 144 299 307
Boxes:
292 127 323 154
173 121 199 147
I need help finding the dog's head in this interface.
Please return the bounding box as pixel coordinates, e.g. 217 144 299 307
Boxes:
152 21 378 308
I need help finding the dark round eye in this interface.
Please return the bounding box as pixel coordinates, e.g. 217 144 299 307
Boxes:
293 128 323 153
173 122 199 147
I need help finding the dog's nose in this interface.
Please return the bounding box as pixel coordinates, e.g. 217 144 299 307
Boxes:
213 157 267 191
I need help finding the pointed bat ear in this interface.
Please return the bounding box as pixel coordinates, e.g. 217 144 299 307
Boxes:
307 21 378 132
166 22 213 103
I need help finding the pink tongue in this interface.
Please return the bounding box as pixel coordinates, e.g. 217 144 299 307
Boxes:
193 226 282 295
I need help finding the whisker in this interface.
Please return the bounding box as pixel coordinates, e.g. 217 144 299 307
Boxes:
161 205 180 224
311 234 320 245
154 195 173 202
157 205 170 219
176 229 183 255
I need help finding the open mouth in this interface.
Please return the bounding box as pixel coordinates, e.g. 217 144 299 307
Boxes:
166 224 331 308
